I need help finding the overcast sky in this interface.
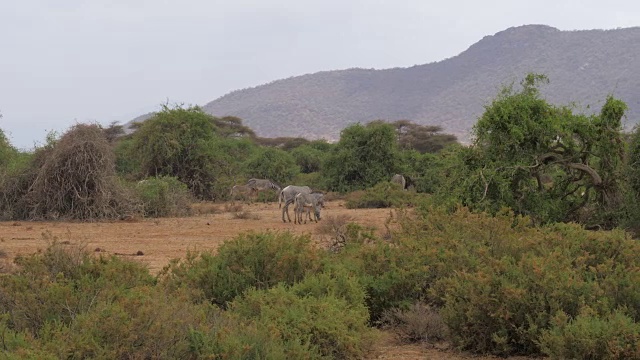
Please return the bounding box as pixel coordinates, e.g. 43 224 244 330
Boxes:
1 0 638 149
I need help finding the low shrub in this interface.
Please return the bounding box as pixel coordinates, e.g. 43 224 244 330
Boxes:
230 284 376 359
0 241 154 336
135 176 193 217
345 181 421 209
38 286 217 359
160 232 322 306
329 233 431 323
540 308 640 359
379 302 449 344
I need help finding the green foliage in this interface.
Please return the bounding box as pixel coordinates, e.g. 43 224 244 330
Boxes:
392 120 459 153
0 128 18 168
403 207 640 356
0 242 155 336
230 283 375 359
444 74 630 228
130 104 220 199
290 144 326 173
291 172 324 191
161 232 321 307
39 286 216 359
540 308 640 359
114 137 140 178
344 181 422 209
328 230 431 322
206 136 259 200
211 115 256 138
244 147 299 185
135 176 193 217
322 122 402 192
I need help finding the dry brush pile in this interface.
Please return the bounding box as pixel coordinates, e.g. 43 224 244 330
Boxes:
0 124 137 221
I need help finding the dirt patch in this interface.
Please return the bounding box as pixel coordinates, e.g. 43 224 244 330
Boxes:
0 200 391 274
0 200 538 360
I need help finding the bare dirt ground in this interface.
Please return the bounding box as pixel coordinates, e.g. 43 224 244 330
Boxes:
0 200 540 360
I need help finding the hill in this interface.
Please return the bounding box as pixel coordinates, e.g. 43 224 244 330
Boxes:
130 25 640 142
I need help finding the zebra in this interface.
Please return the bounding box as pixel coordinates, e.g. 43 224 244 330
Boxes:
230 184 254 204
246 178 282 202
298 192 325 223
279 185 311 222
293 192 322 224
391 174 406 190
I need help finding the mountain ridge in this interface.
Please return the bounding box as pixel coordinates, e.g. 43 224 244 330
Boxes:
128 25 640 142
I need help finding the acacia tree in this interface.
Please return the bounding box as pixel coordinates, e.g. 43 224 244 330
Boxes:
391 120 459 153
458 74 627 227
322 122 402 192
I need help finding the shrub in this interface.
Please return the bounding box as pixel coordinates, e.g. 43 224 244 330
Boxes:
345 181 421 209
36 286 218 359
540 308 640 359
395 206 640 356
379 302 449 344
230 284 376 359
135 176 193 217
0 241 154 336
160 232 322 306
329 231 431 323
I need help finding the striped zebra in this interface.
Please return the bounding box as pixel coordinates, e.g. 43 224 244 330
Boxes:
246 178 282 202
279 185 311 222
294 192 322 224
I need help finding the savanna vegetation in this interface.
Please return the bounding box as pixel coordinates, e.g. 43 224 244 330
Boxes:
2 74 640 358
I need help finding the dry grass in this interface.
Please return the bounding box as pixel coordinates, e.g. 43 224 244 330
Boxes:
191 202 222 215
224 203 244 213
379 302 449 345
231 210 261 220
316 214 353 252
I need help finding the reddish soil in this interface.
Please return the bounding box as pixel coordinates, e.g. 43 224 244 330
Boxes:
0 200 540 360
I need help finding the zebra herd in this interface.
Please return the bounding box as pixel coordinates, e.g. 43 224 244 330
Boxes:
230 174 411 224
230 179 324 224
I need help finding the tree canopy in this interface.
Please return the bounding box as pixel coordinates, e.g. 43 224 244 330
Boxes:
322 122 402 192
446 74 629 227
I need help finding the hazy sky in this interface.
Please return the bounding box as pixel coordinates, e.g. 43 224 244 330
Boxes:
1 0 638 149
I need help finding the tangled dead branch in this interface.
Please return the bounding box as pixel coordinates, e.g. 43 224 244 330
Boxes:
19 124 137 220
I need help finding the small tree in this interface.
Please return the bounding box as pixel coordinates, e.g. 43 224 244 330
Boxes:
459 74 628 227
290 145 326 174
244 147 299 185
392 120 459 153
129 104 219 199
322 121 402 192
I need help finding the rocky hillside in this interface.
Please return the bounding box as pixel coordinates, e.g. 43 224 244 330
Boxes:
131 25 640 142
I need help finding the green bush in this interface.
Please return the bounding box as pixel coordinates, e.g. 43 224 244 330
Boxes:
161 232 322 306
328 231 431 323
345 181 422 209
0 241 154 336
291 172 324 191
540 308 640 359
135 176 193 217
400 207 640 356
230 284 376 359
38 286 217 360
